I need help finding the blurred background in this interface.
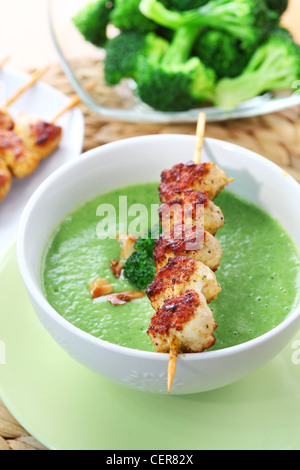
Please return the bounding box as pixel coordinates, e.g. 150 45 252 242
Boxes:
1 0 299 69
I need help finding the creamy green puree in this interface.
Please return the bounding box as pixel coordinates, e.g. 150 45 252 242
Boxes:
42 183 300 352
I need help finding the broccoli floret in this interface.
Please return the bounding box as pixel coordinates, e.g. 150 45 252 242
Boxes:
123 227 161 289
168 0 209 10
123 251 156 290
136 24 216 111
194 28 258 79
104 31 169 86
111 0 159 33
265 0 288 16
140 0 278 48
134 233 157 258
215 28 300 110
72 0 114 47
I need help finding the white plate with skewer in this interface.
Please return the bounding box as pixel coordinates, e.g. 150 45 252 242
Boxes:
0 66 84 260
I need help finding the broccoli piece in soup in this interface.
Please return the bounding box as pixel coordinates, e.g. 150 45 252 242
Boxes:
124 251 156 290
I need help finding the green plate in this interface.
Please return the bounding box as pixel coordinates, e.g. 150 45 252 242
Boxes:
1 245 300 450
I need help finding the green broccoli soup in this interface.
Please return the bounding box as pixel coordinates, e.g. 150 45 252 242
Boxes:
42 183 300 353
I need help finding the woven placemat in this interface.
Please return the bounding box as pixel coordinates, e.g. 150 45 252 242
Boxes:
1 59 300 450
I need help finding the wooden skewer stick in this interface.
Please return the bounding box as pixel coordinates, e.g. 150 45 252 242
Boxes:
50 95 82 123
3 66 50 109
50 81 97 123
168 337 178 393
167 113 207 393
0 56 10 69
193 112 206 165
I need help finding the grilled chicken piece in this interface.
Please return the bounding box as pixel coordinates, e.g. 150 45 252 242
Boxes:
147 290 217 353
0 159 12 201
159 161 228 202
0 129 40 178
14 114 62 160
0 109 14 130
154 225 223 273
146 256 221 312
158 188 224 236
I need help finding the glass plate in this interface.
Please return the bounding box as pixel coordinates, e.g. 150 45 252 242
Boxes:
48 0 300 124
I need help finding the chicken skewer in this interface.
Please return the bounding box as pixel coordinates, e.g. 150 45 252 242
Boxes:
153 224 223 273
159 161 229 203
0 129 40 179
158 189 225 236
147 113 228 392
0 66 50 198
0 86 93 202
166 114 213 392
0 114 62 180
146 256 221 312
2 81 96 164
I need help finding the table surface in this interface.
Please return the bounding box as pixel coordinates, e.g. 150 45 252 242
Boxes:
0 0 299 69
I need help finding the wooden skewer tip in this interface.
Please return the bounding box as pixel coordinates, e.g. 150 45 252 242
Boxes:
4 66 50 108
193 112 206 165
168 338 178 393
50 81 97 123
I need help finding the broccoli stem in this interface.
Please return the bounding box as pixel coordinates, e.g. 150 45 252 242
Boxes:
140 0 256 42
162 25 200 66
215 44 298 109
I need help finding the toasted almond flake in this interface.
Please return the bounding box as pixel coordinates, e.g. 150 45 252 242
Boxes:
116 233 138 261
110 259 124 278
89 278 114 299
106 290 144 306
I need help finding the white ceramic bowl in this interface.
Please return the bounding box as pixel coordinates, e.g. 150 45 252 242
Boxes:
17 135 300 395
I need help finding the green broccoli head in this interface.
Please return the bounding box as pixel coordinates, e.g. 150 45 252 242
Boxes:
136 25 216 111
140 0 279 48
134 237 156 258
168 0 209 10
265 0 288 16
215 27 300 110
194 28 257 79
104 31 169 86
72 0 114 47
137 56 215 111
134 226 161 257
123 251 156 290
111 0 158 33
